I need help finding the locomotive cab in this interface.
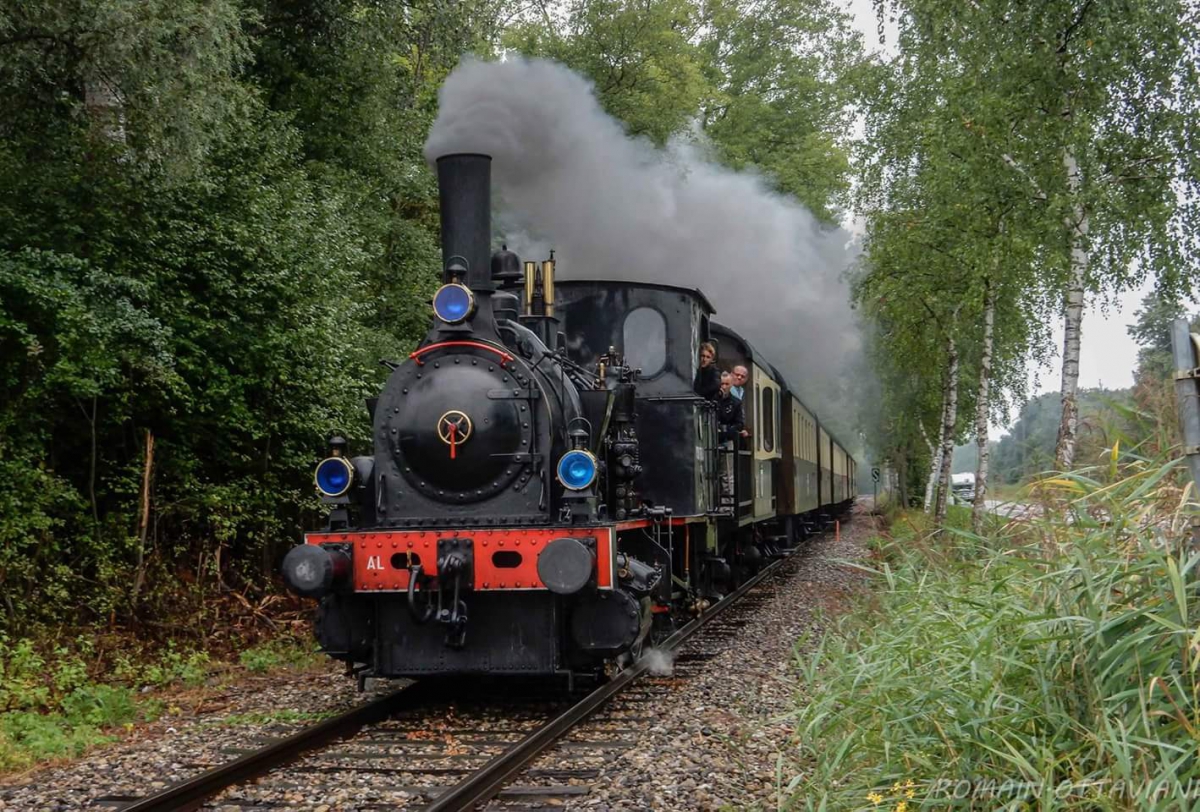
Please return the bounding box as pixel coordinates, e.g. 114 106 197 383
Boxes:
556 280 720 518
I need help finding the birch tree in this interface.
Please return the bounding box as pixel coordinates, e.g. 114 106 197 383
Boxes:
872 0 1200 471
852 188 987 518
933 331 959 523
972 274 995 531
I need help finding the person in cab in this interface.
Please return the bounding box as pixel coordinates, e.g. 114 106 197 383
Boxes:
693 341 721 400
715 371 744 501
716 371 744 441
730 365 748 402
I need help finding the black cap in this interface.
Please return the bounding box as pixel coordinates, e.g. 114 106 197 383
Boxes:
491 245 523 288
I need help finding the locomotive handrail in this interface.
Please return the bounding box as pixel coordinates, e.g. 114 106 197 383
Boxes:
409 340 514 366
407 564 435 623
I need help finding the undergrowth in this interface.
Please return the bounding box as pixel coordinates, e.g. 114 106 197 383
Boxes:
0 632 322 773
786 450 1200 810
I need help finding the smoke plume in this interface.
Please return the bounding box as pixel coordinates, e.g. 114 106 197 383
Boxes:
425 57 860 414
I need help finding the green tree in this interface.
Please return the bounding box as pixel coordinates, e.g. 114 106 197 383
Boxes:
504 0 708 145
504 0 863 222
1129 288 1195 386
0 0 250 173
247 0 505 351
990 388 1134 484
852 126 1048 523
0 0 503 630
695 0 863 221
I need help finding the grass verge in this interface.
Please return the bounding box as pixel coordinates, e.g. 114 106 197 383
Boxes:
785 454 1200 810
0 633 324 774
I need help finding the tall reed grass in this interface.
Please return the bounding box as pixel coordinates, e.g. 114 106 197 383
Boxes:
786 452 1200 810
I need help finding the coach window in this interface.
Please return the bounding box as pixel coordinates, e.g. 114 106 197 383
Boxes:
755 384 762 451
623 307 666 377
763 387 775 452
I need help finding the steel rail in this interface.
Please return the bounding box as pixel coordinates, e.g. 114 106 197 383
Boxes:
120 681 440 812
423 550 797 812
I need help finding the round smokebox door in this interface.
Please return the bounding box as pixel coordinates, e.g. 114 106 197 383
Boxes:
389 361 530 499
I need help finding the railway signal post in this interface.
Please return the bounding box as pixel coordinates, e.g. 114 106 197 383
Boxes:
1170 319 1200 549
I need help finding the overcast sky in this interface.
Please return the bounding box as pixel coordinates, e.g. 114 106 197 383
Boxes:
841 0 1152 438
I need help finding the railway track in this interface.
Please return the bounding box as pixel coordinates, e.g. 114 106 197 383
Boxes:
98 541 806 812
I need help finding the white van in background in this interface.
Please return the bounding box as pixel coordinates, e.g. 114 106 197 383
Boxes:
951 472 976 504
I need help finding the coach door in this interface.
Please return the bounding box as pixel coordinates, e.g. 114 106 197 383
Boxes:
818 426 832 507
793 400 819 514
753 365 781 520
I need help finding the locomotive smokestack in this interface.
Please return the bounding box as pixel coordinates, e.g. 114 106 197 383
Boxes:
436 153 493 292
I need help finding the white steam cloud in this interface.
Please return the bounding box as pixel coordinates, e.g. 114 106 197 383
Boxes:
641 647 675 676
425 57 860 411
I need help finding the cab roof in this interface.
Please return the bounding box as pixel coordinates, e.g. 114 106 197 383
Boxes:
556 279 715 315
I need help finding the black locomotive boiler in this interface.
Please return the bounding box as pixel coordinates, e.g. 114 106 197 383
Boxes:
281 152 856 681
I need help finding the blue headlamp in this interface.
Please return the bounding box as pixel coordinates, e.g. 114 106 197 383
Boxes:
433 283 476 324
315 456 354 497
557 450 598 491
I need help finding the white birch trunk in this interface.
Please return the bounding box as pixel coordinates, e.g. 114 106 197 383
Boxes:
934 337 959 523
1056 146 1088 471
921 413 943 513
972 276 996 533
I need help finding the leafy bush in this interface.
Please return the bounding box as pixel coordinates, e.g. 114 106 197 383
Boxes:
787 453 1200 810
0 685 139 772
0 1 449 632
238 639 321 674
0 651 143 773
59 685 138 729
142 645 211 689
0 637 50 711
0 635 218 774
0 712 114 772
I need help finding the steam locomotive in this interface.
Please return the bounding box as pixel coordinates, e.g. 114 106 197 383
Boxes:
281 153 857 681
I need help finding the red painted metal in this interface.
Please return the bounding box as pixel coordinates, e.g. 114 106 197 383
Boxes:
613 516 702 532
408 341 514 366
305 527 615 593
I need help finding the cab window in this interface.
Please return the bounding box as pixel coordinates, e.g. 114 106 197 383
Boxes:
623 308 666 377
